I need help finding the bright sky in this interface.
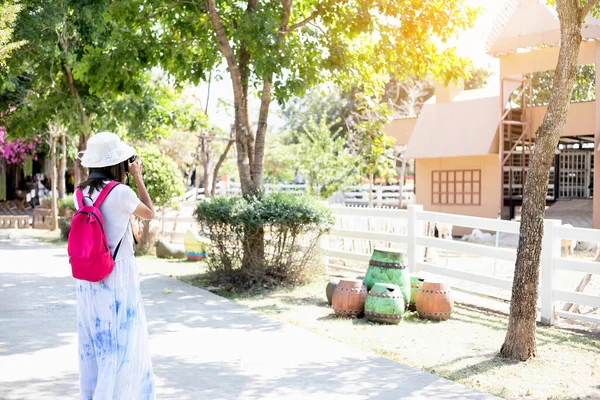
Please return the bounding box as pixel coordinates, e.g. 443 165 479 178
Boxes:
196 0 510 132
454 0 511 76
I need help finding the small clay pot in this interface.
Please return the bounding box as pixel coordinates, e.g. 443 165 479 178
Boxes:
326 278 340 306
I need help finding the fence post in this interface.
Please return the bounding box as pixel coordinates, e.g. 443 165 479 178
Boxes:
407 205 424 274
540 219 561 326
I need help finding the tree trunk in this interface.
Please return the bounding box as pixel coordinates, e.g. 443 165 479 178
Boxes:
242 225 265 273
206 0 286 272
202 139 212 198
500 3 585 361
74 133 89 187
194 163 201 200
138 219 153 255
58 132 67 199
50 135 58 231
211 134 235 196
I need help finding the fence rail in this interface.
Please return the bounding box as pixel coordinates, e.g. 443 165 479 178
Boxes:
323 204 600 326
211 182 414 207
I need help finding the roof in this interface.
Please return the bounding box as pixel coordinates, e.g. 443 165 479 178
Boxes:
486 0 600 55
404 93 500 159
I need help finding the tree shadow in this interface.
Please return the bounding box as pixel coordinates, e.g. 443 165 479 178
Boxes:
0 235 58 250
0 273 76 357
0 238 496 399
429 353 518 382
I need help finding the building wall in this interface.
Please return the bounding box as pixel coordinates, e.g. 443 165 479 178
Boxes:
528 101 595 137
415 155 500 235
499 41 596 76
384 117 416 146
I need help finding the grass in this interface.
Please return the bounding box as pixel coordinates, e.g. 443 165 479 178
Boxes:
175 270 600 400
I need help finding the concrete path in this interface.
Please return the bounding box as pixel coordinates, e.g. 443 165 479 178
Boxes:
0 232 499 400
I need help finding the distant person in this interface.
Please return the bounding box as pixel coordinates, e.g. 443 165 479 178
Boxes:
190 169 196 187
74 132 155 399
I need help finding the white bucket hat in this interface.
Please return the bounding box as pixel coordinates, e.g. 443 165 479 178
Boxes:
78 132 135 168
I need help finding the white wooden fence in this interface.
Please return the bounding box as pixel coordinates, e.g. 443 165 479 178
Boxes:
323 205 600 326
341 185 414 207
213 182 414 207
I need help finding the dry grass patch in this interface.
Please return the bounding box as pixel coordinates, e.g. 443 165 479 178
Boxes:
190 275 600 400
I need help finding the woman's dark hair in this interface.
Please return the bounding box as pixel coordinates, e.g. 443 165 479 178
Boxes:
78 161 128 196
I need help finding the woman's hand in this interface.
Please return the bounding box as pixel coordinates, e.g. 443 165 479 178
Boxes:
128 156 143 180
129 155 155 220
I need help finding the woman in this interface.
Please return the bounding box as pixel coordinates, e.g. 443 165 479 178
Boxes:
75 132 155 400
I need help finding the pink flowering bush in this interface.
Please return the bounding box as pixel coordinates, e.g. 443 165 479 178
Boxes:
0 127 41 165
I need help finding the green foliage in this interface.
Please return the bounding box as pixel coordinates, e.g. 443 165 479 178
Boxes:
464 66 493 91
59 218 71 240
1 0 185 155
130 145 185 208
282 85 354 143
350 96 396 181
296 114 358 198
0 2 24 68
23 156 32 177
262 133 297 184
194 194 334 289
529 65 595 106
57 197 76 217
94 0 478 102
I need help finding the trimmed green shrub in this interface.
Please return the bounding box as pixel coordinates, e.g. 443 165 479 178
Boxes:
195 193 334 289
57 197 76 217
59 218 71 239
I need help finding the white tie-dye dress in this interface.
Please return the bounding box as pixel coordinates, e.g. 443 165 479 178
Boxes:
74 183 155 400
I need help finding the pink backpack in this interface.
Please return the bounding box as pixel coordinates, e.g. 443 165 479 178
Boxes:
68 181 123 282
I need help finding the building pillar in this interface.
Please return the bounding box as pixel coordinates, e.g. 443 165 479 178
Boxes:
593 42 600 228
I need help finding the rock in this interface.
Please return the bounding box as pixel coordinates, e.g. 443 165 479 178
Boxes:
156 239 186 259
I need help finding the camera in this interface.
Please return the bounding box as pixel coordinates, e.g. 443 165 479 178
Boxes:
124 155 137 172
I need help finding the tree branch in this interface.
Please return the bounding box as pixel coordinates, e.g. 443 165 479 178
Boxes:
279 0 292 36
211 127 236 196
582 0 599 18
205 0 243 98
56 31 91 142
288 2 323 32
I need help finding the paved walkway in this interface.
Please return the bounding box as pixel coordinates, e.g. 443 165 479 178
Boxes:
0 232 498 400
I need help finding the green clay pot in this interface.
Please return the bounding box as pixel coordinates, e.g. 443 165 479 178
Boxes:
363 249 410 305
408 276 425 311
364 283 405 325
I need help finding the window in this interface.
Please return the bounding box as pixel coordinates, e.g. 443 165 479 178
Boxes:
432 169 481 205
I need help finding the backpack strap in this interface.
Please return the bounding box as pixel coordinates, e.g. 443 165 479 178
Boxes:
94 181 120 208
75 188 85 209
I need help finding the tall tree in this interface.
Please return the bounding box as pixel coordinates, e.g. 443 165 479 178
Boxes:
2 1 177 188
100 0 478 196
47 121 64 231
501 0 600 361
96 0 477 270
